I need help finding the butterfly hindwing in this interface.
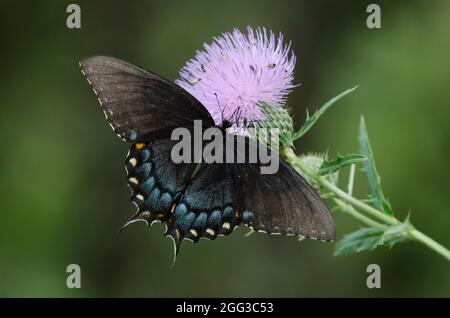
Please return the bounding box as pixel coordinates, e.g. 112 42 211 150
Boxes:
235 158 336 241
163 134 335 256
165 163 242 253
125 139 196 226
80 56 214 142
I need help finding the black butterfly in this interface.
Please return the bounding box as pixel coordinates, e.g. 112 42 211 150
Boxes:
80 56 335 261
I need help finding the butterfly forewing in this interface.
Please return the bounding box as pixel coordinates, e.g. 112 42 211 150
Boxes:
80 56 214 142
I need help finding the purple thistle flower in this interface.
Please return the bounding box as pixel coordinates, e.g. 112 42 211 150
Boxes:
176 26 297 127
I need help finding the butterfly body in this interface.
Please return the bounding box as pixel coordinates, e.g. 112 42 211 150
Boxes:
80 56 336 261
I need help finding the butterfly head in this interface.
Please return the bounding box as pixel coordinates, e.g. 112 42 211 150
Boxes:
219 119 232 130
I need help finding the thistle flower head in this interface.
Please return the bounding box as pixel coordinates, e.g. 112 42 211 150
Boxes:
176 26 296 127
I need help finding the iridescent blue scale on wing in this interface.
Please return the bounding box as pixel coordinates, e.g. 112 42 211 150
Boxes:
208 211 222 227
192 213 207 229
125 140 195 224
164 163 242 248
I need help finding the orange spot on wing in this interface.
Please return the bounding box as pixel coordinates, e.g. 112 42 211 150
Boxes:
135 143 145 150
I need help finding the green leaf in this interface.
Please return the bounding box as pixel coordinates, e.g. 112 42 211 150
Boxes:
380 222 411 247
358 116 393 215
334 228 383 256
318 154 367 175
292 86 358 140
334 224 411 256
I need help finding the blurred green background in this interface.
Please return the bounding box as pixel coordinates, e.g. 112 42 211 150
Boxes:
0 0 449 297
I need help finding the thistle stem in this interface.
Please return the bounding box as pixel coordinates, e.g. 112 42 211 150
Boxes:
347 164 356 196
409 229 450 262
333 199 388 230
282 147 450 262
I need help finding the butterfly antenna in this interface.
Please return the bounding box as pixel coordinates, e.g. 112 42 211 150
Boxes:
214 93 225 125
235 96 247 127
228 106 240 127
237 107 244 127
